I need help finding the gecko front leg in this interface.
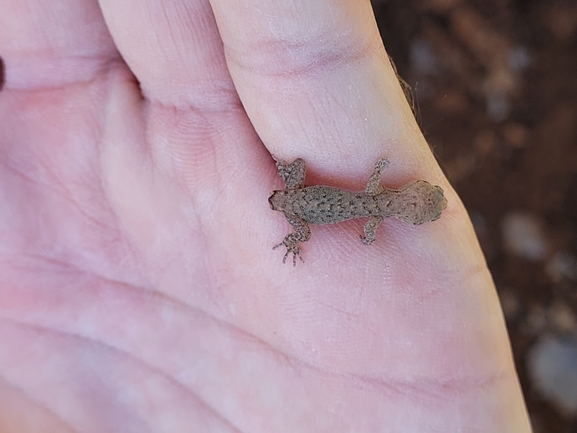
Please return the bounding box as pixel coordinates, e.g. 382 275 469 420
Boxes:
274 157 306 190
359 158 389 244
273 213 311 266
365 158 389 196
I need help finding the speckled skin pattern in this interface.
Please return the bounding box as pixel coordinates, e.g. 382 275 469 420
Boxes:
269 158 447 266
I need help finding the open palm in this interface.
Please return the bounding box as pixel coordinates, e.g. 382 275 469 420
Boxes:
0 0 530 431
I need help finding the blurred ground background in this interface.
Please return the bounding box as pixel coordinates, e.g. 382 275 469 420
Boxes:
372 0 577 431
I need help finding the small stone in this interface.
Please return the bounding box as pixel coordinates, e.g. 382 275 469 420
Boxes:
410 38 439 76
485 90 509 123
548 3 577 41
502 212 547 261
508 46 531 72
548 303 577 333
483 69 516 122
528 335 577 415
474 130 496 156
525 305 548 334
546 251 577 282
502 123 529 148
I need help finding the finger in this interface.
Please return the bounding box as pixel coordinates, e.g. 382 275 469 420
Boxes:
96 0 268 206
209 0 428 179
99 0 237 110
208 0 531 430
0 0 117 89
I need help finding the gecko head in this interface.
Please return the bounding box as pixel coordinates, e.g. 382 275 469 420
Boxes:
393 180 447 225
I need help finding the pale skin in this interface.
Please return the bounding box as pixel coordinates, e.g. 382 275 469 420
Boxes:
0 0 531 432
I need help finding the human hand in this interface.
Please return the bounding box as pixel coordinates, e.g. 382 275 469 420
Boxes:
0 0 531 431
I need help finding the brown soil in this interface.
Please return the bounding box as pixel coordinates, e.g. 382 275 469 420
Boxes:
374 0 577 431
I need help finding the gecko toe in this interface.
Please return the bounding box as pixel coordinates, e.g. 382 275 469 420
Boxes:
274 243 304 266
293 251 305 266
360 235 375 245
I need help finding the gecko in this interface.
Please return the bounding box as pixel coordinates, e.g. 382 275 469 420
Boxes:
268 157 447 266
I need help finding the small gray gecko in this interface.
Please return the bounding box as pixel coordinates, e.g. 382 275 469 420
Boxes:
269 157 447 266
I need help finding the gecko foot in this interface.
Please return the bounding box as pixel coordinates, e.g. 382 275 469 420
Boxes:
273 242 305 266
360 215 383 245
360 235 375 245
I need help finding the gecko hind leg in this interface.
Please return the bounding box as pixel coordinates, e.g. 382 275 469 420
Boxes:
273 157 307 190
360 215 384 245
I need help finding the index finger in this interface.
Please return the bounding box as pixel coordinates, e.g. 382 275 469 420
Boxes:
209 0 433 183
